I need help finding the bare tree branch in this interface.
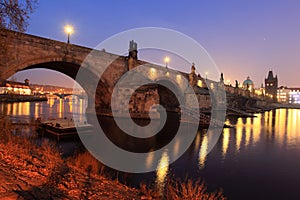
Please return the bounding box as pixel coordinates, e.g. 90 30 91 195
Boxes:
0 0 38 32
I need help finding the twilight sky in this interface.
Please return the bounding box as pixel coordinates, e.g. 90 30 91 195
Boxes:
13 0 300 88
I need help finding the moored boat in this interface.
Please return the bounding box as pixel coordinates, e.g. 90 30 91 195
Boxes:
37 118 93 140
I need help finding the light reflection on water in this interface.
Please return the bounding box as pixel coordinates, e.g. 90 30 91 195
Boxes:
155 150 170 194
222 128 230 159
198 133 208 169
279 109 300 148
220 109 300 153
146 108 300 199
1 99 300 199
0 96 88 157
197 109 300 199
0 96 87 122
235 118 243 152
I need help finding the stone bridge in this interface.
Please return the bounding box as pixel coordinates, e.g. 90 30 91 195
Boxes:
1 28 265 122
0 28 213 117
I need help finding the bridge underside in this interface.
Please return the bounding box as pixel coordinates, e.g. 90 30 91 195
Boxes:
24 62 81 80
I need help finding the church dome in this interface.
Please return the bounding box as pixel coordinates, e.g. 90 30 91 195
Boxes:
243 76 254 86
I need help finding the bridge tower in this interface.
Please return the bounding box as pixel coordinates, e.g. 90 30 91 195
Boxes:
265 70 278 102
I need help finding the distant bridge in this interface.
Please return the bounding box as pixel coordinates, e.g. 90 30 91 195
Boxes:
51 93 86 99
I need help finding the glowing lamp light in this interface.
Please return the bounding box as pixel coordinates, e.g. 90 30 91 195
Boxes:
64 25 74 34
197 80 203 87
150 67 156 74
64 25 74 43
176 74 181 83
150 67 157 79
164 56 170 68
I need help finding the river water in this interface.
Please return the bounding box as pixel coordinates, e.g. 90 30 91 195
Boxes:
1 97 300 199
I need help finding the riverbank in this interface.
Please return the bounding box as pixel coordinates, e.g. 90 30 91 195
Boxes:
272 102 300 109
0 143 141 199
0 94 47 102
227 102 300 117
0 117 225 199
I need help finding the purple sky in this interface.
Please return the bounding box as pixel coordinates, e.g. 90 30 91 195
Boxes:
13 0 300 88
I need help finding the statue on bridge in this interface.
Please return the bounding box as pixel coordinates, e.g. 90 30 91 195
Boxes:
127 40 138 70
220 73 224 83
189 63 198 87
234 80 239 95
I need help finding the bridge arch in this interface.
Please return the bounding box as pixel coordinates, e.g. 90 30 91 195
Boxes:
3 56 84 81
156 74 186 95
2 56 109 113
156 79 182 110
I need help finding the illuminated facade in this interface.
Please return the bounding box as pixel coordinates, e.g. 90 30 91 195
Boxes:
277 86 289 103
289 88 300 104
277 86 300 104
0 79 31 95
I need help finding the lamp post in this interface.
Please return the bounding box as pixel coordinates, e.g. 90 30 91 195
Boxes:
164 56 170 68
64 25 74 44
205 72 208 80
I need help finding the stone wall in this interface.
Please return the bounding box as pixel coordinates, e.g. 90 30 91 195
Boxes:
113 85 159 113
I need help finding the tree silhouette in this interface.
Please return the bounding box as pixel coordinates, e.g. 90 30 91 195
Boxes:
0 0 38 32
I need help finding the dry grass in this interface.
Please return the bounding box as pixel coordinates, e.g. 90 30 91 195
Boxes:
166 179 225 200
0 115 13 143
71 150 105 175
68 150 226 199
0 115 60 159
0 116 226 199
139 179 226 200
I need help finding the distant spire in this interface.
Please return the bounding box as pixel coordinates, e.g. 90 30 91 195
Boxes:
267 70 274 79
